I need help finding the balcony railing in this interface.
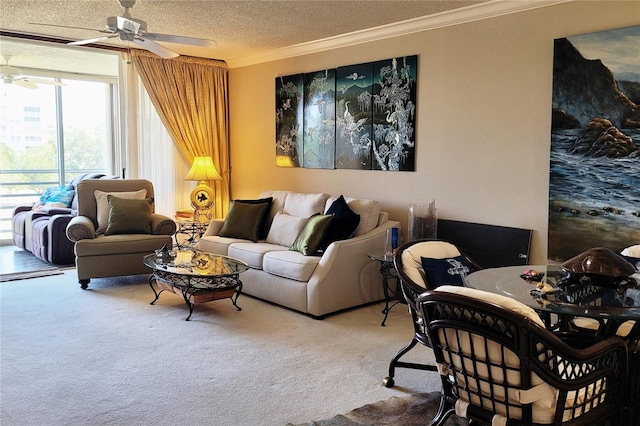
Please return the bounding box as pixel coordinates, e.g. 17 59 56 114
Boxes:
0 169 105 243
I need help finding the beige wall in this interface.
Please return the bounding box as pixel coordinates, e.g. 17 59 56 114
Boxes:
228 1 639 264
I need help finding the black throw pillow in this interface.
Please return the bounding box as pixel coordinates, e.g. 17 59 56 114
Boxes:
420 255 475 288
321 195 360 249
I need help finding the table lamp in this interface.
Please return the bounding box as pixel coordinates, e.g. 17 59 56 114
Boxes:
185 156 222 223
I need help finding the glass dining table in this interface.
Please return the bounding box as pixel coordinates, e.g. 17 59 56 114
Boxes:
464 264 640 331
464 264 640 415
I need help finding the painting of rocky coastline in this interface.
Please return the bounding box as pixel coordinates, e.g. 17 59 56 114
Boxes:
549 25 640 261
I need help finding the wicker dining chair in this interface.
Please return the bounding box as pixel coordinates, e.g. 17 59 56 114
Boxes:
382 239 480 388
418 285 628 426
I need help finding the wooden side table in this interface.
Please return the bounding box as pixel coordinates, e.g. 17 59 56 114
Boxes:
368 252 403 326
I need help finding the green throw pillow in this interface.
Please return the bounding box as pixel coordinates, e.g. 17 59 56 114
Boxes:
219 201 270 242
233 197 273 239
291 214 333 256
104 195 152 235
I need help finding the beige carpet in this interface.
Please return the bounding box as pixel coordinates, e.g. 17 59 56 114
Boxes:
0 270 444 425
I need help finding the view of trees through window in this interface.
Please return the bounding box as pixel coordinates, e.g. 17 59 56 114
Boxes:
0 77 115 241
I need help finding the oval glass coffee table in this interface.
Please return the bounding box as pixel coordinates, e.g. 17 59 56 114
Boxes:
143 248 249 320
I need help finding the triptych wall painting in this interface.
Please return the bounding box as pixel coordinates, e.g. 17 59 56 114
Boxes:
548 25 639 261
276 55 417 171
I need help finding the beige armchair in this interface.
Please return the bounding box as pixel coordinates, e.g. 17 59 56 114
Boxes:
66 179 176 289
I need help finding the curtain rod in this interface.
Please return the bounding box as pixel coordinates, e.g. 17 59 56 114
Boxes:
0 31 126 54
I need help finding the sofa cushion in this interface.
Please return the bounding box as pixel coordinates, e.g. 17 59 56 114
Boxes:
291 214 333 256
74 234 172 257
258 190 290 227
325 195 380 236
263 250 321 282
104 196 152 236
94 189 147 234
219 201 270 242
283 192 326 218
228 242 289 269
198 235 250 256
321 195 360 248
266 211 308 247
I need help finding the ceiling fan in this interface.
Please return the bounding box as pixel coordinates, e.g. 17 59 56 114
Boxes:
30 0 217 60
0 55 65 89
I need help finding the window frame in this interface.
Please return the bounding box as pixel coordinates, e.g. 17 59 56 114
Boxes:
0 52 122 242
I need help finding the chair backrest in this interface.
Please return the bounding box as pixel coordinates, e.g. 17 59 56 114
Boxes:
418 286 627 424
396 240 463 288
76 179 156 227
393 239 481 345
394 239 480 301
620 244 640 257
69 173 120 210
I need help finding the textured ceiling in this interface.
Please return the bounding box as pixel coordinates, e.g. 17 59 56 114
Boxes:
1 0 488 68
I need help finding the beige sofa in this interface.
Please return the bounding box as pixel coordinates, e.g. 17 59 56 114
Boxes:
196 190 399 318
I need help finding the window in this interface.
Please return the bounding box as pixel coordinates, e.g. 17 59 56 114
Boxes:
0 40 121 242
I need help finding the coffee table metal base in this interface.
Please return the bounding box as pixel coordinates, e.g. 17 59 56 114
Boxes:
149 271 242 321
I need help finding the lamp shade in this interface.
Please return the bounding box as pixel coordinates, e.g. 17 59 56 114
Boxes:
185 156 222 181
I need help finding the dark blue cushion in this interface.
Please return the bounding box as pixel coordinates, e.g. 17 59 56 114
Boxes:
622 255 640 273
420 255 475 288
321 195 360 249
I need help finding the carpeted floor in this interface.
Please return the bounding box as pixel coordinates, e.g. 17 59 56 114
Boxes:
1 270 447 425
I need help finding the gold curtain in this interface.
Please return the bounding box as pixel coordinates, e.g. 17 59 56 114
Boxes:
131 50 230 219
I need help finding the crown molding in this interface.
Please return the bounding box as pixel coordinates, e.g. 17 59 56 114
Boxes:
226 0 572 68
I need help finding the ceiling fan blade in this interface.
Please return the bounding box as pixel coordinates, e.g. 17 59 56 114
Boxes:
68 35 118 46
133 37 179 59
143 33 217 48
25 77 65 86
0 64 22 78
28 22 113 34
14 79 38 90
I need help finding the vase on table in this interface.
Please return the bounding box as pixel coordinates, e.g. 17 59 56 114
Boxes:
408 200 437 241
384 225 402 257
